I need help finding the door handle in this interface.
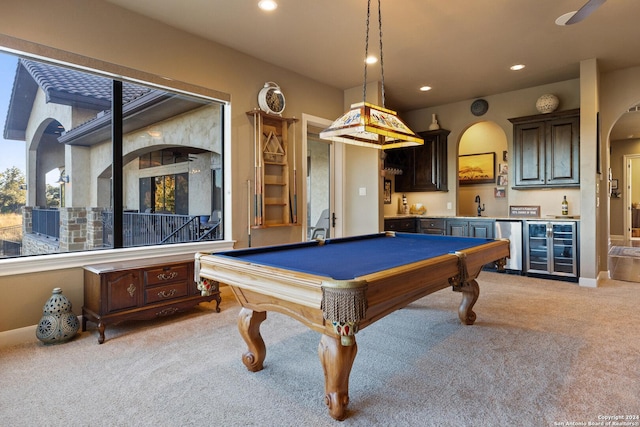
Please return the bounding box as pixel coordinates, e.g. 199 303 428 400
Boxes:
332 212 337 228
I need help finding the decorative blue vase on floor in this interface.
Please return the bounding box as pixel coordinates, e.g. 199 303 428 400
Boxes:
36 288 79 345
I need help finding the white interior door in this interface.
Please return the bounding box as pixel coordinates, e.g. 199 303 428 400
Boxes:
625 154 640 240
302 114 342 241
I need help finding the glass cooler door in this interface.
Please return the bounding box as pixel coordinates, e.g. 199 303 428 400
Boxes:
526 222 549 273
550 222 577 276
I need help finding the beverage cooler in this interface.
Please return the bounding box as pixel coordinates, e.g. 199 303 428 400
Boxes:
525 221 578 280
494 220 523 274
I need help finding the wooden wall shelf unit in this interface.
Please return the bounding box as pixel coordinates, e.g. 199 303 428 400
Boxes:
247 110 299 228
82 255 221 343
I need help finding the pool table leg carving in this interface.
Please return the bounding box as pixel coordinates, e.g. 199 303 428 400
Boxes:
318 334 357 421
454 279 479 325
238 308 267 372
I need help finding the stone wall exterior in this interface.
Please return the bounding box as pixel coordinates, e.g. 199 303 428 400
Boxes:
22 234 60 256
21 206 32 234
59 207 87 252
21 207 108 255
86 207 105 249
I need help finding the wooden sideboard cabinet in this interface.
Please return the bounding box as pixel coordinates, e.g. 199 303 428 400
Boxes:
82 255 221 343
509 109 580 188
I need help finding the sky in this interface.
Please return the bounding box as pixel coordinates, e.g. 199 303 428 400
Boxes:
0 51 61 185
0 52 23 175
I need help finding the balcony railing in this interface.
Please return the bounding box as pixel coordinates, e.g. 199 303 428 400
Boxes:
32 208 60 239
102 211 221 248
0 225 23 257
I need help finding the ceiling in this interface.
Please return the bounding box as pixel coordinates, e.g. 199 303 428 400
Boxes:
105 0 640 141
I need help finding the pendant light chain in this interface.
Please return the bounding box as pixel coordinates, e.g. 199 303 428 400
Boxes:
362 0 386 107
378 0 385 107
363 0 371 104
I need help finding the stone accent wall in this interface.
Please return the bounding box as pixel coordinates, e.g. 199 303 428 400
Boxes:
21 206 60 256
22 234 60 256
86 207 105 249
59 207 87 252
22 206 32 234
21 207 109 255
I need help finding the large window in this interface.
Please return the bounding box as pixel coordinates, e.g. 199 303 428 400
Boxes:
0 50 225 257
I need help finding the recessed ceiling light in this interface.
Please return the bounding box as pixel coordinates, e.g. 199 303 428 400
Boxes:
419 86 432 92
510 64 526 71
365 55 378 64
258 0 277 11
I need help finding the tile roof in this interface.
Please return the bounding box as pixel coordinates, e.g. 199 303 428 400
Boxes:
4 57 206 146
20 59 151 108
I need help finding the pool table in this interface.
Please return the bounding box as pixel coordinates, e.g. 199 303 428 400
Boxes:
196 232 509 420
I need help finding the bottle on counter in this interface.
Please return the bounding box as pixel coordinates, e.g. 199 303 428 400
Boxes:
562 195 568 216
402 194 409 214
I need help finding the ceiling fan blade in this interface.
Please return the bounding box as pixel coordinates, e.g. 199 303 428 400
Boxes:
565 0 607 25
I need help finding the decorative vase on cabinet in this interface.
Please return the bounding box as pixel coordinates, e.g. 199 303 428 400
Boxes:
536 94 559 114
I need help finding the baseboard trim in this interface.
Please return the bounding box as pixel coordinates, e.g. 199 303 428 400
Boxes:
579 276 598 288
0 325 37 348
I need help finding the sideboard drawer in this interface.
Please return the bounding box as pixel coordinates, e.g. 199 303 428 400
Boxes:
145 281 189 304
145 264 190 286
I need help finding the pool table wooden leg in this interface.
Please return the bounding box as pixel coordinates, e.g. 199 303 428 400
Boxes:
456 278 479 325
318 334 357 421
238 308 267 372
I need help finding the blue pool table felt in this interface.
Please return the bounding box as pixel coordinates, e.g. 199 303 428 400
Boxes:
220 233 493 280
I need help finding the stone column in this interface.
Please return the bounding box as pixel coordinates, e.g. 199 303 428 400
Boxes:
22 206 33 234
59 207 87 252
86 207 106 250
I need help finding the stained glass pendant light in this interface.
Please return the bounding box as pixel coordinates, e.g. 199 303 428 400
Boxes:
320 0 423 149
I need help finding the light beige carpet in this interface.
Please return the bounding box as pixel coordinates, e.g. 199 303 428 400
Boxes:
1 272 639 426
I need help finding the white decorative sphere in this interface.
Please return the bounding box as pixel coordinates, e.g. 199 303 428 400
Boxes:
536 94 559 114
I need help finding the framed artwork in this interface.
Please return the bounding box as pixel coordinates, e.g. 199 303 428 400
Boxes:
384 179 392 204
494 187 506 198
499 163 508 175
498 174 508 186
458 152 496 185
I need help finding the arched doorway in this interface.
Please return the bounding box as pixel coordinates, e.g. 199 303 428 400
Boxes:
609 104 640 244
457 121 509 217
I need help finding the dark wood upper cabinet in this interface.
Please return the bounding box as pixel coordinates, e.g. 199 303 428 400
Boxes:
509 109 580 188
385 129 449 192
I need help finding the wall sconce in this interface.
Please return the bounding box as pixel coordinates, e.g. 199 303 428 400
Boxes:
57 174 69 184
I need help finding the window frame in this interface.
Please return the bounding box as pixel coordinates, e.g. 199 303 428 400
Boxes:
0 34 233 277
